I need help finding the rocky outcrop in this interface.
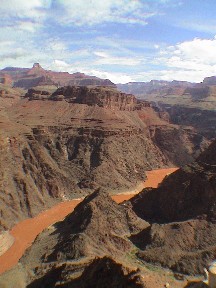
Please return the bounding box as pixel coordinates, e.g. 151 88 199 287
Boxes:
135 219 216 275
150 125 209 165
0 85 23 109
26 257 146 288
42 189 148 262
0 189 188 287
68 256 145 288
2 190 148 287
25 88 51 100
50 86 137 110
129 140 216 274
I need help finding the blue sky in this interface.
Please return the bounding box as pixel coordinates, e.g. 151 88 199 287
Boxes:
0 0 216 83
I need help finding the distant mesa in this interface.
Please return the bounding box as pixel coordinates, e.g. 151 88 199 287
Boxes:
0 63 116 90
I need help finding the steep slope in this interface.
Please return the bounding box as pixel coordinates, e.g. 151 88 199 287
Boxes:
2 190 148 287
22 189 148 263
129 140 216 274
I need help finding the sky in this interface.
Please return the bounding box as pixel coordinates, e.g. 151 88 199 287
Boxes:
1 0 216 83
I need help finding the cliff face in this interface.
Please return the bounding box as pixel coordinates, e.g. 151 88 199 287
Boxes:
159 104 216 139
118 79 216 141
51 86 138 110
129 140 216 274
0 85 210 231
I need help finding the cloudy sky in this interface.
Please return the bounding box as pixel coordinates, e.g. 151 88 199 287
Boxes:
1 0 216 83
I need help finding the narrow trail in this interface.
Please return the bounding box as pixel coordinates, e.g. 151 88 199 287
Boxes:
0 167 177 275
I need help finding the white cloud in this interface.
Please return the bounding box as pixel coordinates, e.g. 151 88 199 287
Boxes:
0 0 50 20
174 38 216 64
45 39 68 53
154 37 216 82
0 0 173 28
53 0 152 26
17 21 42 32
94 51 142 66
85 69 133 84
0 0 50 46
2 1 215 84
174 20 216 35
49 59 133 83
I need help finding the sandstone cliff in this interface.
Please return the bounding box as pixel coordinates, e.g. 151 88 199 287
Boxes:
50 85 146 110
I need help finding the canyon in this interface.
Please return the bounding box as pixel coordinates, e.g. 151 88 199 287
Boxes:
118 78 216 140
0 168 177 276
0 64 216 287
1 142 215 287
0 77 209 231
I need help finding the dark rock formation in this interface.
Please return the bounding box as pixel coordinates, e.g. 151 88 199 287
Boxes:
129 140 216 274
136 219 216 275
25 88 51 100
2 190 148 287
130 140 216 223
159 104 216 139
26 257 146 288
53 256 146 288
43 189 148 262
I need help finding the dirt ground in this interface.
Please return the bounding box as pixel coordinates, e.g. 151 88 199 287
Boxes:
0 167 177 275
